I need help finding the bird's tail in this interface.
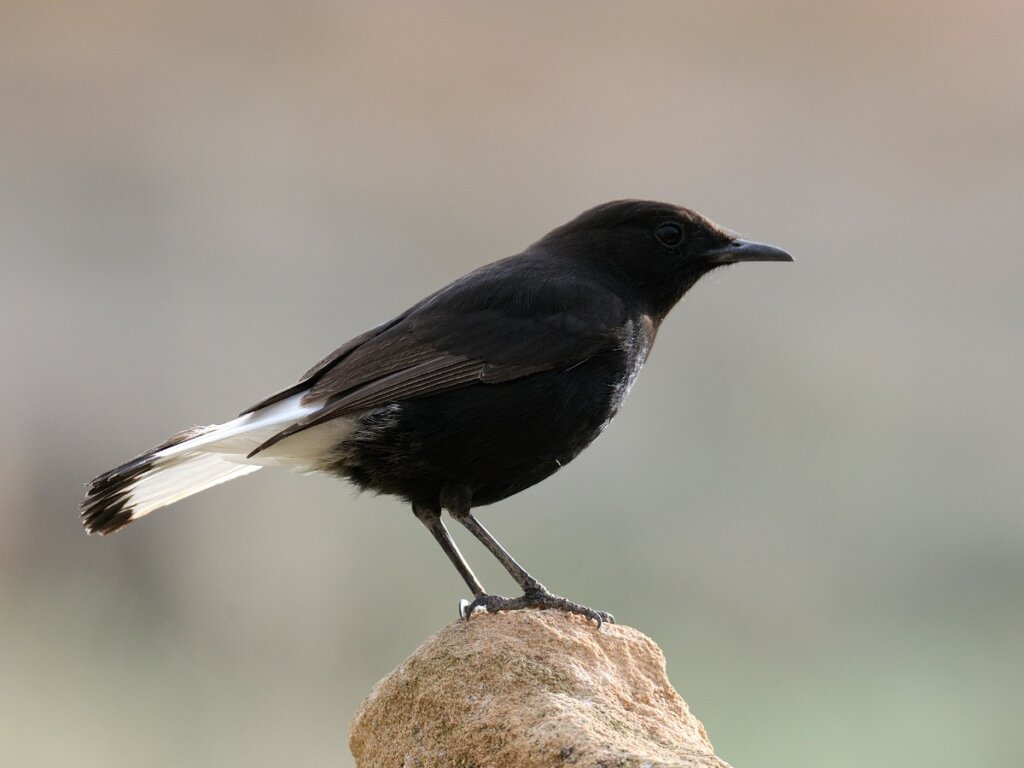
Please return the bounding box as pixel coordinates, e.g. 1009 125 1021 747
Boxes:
81 431 262 535
80 392 350 535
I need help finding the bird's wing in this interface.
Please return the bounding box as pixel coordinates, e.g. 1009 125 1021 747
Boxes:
246 253 627 457
240 316 408 415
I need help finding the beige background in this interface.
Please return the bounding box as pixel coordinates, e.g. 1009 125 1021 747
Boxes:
2 3 1022 766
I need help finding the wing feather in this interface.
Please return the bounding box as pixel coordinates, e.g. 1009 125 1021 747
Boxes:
246 253 627 458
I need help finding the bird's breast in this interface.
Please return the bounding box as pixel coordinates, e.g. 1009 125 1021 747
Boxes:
606 313 656 417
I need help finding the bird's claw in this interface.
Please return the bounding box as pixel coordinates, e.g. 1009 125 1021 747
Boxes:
460 589 613 628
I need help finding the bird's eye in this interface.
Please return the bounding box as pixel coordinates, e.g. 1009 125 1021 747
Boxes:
654 222 684 247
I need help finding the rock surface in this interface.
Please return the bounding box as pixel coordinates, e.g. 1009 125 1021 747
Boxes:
349 610 730 768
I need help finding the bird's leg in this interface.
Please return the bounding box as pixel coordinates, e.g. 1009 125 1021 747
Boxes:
413 504 486 604
442 489 613 627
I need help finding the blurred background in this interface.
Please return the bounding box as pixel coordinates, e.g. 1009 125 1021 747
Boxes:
2 2 1022 766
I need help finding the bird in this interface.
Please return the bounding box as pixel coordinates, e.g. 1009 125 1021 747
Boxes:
81 200 791 626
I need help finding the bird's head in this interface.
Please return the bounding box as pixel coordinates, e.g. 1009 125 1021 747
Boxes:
537 200 792 320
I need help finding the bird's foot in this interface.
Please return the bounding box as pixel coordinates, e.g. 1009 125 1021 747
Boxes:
459 588 614 628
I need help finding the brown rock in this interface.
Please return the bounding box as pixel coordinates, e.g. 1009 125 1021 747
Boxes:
349 610 730 768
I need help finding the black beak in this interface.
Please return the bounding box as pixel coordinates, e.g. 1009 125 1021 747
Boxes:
705 238 793 265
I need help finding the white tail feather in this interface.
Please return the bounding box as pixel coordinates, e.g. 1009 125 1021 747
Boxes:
124 454 262 520
82 391 356 533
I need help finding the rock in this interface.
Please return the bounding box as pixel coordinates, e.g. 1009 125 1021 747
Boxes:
349 610 730 768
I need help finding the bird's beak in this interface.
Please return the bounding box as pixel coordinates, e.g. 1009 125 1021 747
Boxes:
705 238 793 265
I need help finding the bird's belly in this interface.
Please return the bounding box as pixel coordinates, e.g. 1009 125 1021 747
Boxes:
324 355 624 508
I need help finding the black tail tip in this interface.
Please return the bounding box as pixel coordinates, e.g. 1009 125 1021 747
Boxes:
80 493 134 535
80 459 153 536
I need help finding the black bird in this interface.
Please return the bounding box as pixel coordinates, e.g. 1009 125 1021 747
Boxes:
82 200 791 625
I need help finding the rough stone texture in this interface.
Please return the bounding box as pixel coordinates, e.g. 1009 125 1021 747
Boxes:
349 610 731 768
